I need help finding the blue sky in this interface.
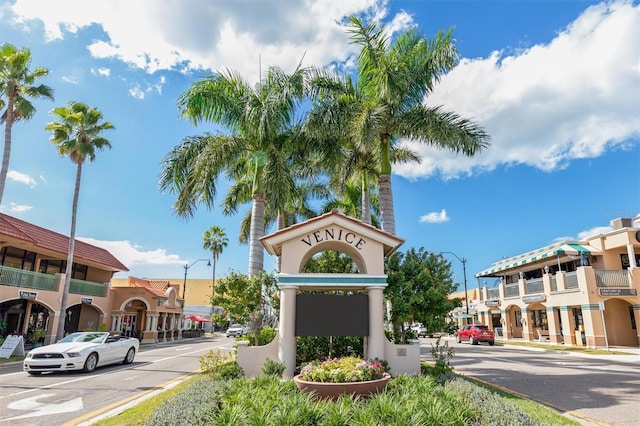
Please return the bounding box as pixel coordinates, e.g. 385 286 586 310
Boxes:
0 0 638 290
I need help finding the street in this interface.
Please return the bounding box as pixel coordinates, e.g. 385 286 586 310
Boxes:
1 336 638 425
422 337 640 426
0 336 234 426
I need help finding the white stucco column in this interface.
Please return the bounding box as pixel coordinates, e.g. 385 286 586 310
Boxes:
367 286 386 361
278 285 298 377
627 244 637 268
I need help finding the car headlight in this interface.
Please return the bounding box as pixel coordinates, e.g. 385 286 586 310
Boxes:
66 352 81 358
25 353 33 359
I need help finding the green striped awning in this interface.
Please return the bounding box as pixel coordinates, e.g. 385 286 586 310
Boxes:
475 242 601 277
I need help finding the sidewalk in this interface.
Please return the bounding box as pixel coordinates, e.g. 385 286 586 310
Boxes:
495 338 640 362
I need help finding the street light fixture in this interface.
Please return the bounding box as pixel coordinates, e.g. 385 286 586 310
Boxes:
182 259 211 299
440 251 469 315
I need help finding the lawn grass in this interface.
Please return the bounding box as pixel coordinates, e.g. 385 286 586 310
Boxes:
0 355 25 364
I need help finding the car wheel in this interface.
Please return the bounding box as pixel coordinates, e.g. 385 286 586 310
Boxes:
470 336 478 345
83 352 98 372
123 347 136 364
27 371 42 376
488 341 495 346
455 334 461 343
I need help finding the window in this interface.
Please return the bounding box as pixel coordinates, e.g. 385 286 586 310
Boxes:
630 306 637 330
1 247 36 270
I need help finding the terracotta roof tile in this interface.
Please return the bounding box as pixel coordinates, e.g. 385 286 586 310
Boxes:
130 277 170 297
0 213 128 272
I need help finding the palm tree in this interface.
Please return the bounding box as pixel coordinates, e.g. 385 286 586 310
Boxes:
45 101 114 341
0 43 54 204
202 225 228 313
344 16 491 235
160 64 308 276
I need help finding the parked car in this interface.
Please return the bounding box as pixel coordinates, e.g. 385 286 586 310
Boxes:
411 323 428 337
455 324 495 346
226 324 250 337
23 332 139 375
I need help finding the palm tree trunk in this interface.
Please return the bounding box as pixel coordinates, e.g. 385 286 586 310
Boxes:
56 161 83 341
361 174 371 225
378 174 395 235
248 193 265 276
0 97 15 205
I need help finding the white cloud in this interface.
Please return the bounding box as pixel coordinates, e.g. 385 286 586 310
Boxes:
77 237 183 267
9 0 386 83
8 203 33 213
577 226 612 240
8 170 37 187
396 0 640 180
419 209 449 224
61 75 78 84
91 67 110 77
128 84 144 99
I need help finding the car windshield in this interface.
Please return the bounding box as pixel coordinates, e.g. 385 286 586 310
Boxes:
59 332 107 343
229 324 242 328
476 326 489 330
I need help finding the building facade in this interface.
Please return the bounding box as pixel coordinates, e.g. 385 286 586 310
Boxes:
0 213 198 345
474 218 640 348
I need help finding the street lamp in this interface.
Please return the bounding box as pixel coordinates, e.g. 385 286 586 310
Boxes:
440 251 469 315
182 259 211 299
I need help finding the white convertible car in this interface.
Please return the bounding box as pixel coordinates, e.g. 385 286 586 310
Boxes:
23 331 139 375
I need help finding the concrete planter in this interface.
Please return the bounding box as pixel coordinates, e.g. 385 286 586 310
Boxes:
293 373 391 400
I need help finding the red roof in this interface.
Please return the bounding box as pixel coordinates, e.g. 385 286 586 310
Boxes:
129 277 171 296
0 213 128 272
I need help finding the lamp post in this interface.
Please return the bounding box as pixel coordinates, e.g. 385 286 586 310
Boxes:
440 251 469 315
182 259 211 299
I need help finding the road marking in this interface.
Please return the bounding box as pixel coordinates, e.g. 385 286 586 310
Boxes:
3 394 83 421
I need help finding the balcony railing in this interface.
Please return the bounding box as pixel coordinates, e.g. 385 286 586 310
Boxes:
595 269 631 287
487 287 500 299
504 283 520 297
566 271 579 289
0 265 58 291
525 278 543 294
0 264 109 297
551 276 557 292
69 278 109 297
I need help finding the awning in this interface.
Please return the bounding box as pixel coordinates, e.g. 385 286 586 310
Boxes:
475 242 601 277
184 315 210 322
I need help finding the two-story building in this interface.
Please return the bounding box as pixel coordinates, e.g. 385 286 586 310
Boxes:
0 213 186 345
474 217 640 349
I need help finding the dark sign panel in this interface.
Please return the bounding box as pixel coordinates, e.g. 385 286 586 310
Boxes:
484 299 500 307
598 288 637 296
295 294 369 336
19 291 37 300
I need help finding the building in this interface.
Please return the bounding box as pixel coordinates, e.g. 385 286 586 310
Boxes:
0 213 190 345
473 218 640 348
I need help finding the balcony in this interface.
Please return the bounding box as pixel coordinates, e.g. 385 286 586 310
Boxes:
0 265 58 291
0 265 109 297
595 270 631 287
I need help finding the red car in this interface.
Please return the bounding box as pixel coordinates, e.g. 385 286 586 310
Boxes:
455 324 495 346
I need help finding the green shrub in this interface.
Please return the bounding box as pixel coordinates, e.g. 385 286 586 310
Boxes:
199 349 243 379
429 336 455 383
238 327 277 346
296 335 364 364
261 358 285 377
445 378 540 425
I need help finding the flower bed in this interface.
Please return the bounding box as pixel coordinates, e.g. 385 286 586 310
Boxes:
294 356 390 400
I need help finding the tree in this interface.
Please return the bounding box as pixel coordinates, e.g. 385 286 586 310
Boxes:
202 225 228 315
160 64 308 276
384 247 461 343
46 101 114 341
345 16 490 235
302 251 356 274
0 43 54 204
211 270 278 345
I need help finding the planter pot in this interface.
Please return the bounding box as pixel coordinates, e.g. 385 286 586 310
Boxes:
293 373 391 400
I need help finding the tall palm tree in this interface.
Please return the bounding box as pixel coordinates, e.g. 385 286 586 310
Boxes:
0 43 54 204
202 225 228 309
160 64 308 276
45 101 114 341
345 16 491 235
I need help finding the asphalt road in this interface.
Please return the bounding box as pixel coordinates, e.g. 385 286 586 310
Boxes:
0 336 235 426
421 337 640 426
1 335 638 425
